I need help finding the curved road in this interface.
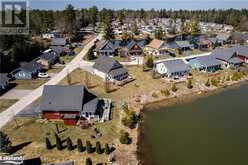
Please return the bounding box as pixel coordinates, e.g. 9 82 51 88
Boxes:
0 35 101 129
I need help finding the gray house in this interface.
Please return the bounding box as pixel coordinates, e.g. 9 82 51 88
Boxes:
37 50 60 68
40 85 100 123
0 73 10 94
155 59 191 78
188 55 221 72
211 48 243 68
12 60 44 80
93 56 129 82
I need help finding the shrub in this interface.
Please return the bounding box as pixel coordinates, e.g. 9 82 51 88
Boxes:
0 131 12 153
85 157 92 165
152 92 158 98
77 139 83 152
171 83 178 92
45 137 52 150
161 89 170 96
226 76 230 81
86 141 93 153
146 56 154 68
119 130 132 144
96 141 102 154
104 143 110 155
211 78 219 86
205 79 210 87
231 72 243 81
121 110 139 128
55 133 63 151
66 137 73 151
187 79 193 89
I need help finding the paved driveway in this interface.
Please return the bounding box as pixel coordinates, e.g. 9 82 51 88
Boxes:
0 89 33 99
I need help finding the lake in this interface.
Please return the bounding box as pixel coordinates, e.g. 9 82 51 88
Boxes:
139 84 248 165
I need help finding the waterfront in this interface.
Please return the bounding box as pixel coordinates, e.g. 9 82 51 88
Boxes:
139 84 248 165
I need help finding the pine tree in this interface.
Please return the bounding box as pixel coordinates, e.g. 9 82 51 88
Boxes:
205 79 210 87
55 133 63 151
86 140 93 153
104 143 110 155
45 137 52 150
119 130 132 144
146 56 154 68
95 141 102 154
171 83 178 92
66 137 73 151
0 131 12 153
187 79 193 89
77 138 83 152
85 157 92 165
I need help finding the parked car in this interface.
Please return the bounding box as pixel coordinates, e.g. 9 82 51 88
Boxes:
38 72 49 78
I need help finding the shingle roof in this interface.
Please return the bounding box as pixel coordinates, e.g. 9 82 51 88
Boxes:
160 59 190 74
211 48 236 61
40 85 99 113
175 40 191 48
227 57 243 64
146 39 164 49
51 38 67 46
196 55 221 67
231 45 248 58
109 67 128 78
50 46 64 55
40 51 59 61
21 60 43 72
216 33 231 41
93 56 123 74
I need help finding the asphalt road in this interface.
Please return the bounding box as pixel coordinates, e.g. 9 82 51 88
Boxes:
0 34 101 129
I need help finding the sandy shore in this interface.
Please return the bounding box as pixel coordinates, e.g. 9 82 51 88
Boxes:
132 78 248 165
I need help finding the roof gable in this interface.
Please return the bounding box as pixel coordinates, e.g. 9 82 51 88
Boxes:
93 56 123 73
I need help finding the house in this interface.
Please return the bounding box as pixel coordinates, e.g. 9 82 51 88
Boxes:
188 55 221 72
144 39 164 56
126 40 146 56
211 48 243 68
0 73 10 94
93 56 129 82
51 38 67 46
37 49 60 68
194 36 212 50
94 40 118 56
12 60 44 79
231 45 248 63
155 59 190 78
50 37 69 55
216 33 231 45
175 41 192 51
40 85 101 125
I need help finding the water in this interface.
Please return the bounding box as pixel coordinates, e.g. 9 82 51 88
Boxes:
139 84 248 165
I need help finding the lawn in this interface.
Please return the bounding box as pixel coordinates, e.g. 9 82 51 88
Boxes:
0 99 18 113
12 79 48 89
47 67 64 74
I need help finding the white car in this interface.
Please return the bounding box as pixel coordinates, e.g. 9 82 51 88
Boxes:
38 72 49 78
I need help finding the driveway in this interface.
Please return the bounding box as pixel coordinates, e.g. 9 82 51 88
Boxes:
0 89 33 99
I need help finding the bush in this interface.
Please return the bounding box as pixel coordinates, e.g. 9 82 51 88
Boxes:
104 143 110 155
187 79 193 89
211 78 219 86
121 110 139 128
45 137 52 150
152 92 158 98
66 137 73 151
86 141 93 153
0 131 12 153
171 83 178 92
205 79 210 87
119 130 132 144
161 89 170 96
96 141 102 154
231 72 243 81
77 139 83 152
55 133 63 151
146 56 154 68
85 157 92 165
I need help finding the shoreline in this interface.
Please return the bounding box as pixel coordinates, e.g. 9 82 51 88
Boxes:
133 78 248 165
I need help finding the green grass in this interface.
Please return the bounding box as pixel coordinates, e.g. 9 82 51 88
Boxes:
13 79 48 89
0 99 18 113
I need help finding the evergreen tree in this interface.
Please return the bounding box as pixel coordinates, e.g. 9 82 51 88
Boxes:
85 157 92 165
104 143 110 155
45 137 52 150
119 130 132 144
95 141 102 154
0 131 12 153
146 56 154 68
171 83 178 92
86 140 93 153
187 79 193 89
55 133 63 151
132 22 139 35
77 139 84 152
66 137 73 151
205 79 210 87
155 26 163 40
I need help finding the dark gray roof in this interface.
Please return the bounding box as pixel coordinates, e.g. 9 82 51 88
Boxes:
21 60 43 72
231 45 248 58
196 55 221 67
50 46 64 55
175 41 191 48
51 38 67 46
227 57 243 64
160 59 190 74
0 73 10 86
208 37 218 44
109 67 128 77
211 48 236 61
40 51 59 61
82 97 99 114
93 56 123 74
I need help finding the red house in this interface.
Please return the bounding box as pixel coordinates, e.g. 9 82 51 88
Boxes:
40 85 100 125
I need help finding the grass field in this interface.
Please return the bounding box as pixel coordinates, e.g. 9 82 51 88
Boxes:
0 99 18 113
12 79 48 89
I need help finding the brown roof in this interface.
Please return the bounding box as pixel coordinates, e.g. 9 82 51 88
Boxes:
146 39 164 49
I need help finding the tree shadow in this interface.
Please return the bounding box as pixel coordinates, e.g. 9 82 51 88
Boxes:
9 141 32 154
